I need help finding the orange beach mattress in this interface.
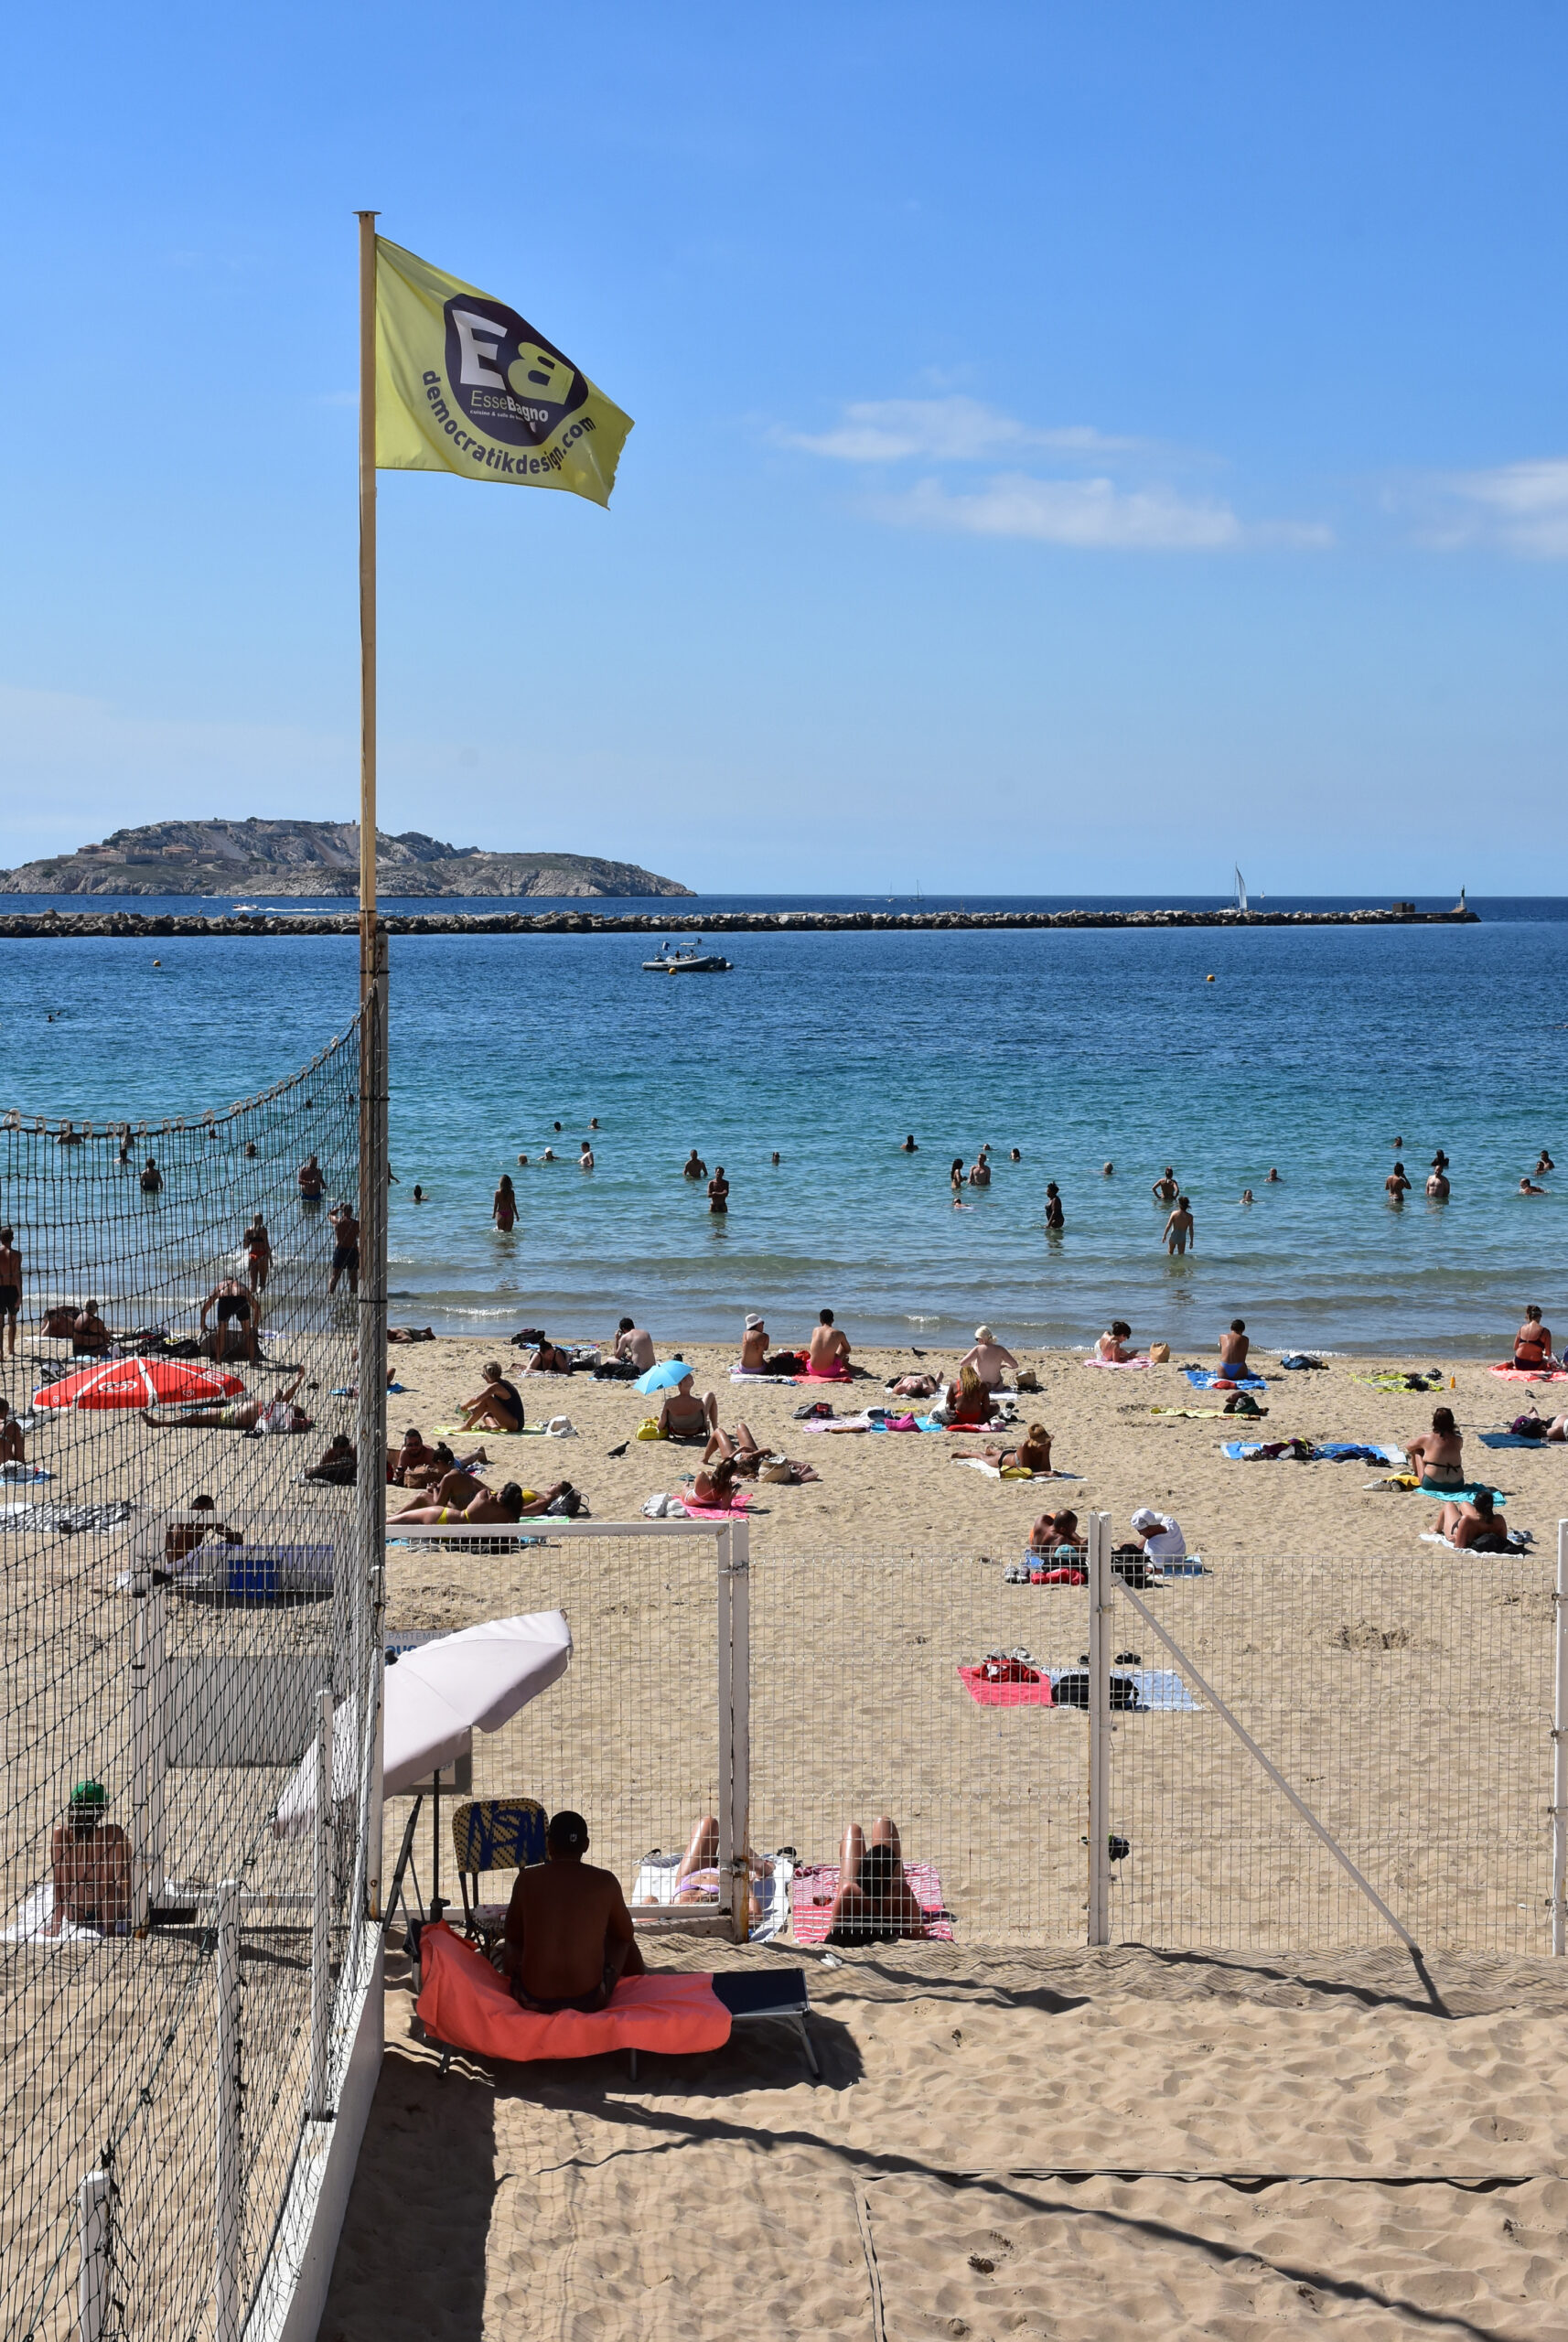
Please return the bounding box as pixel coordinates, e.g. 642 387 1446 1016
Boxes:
416 1922 731 2061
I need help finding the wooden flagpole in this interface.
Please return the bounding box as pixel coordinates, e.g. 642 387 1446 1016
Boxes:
356 209 379 993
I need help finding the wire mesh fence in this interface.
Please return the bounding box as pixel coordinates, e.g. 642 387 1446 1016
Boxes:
1 1013 381 2342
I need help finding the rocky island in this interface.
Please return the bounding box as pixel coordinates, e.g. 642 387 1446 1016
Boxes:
0 819 693 899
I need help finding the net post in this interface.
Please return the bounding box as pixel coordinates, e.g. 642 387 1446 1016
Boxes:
77 2166 112 2342
351 922 388 1953
213 1878 242 2342
309 1690 336 2116
128 1582 167 1929
1086 1512 1112 1948
728 1520 751 1945
1553 1521 1567 1957
716 1529 734 1928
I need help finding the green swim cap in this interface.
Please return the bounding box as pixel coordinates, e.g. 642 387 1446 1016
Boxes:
70 1780 108 1810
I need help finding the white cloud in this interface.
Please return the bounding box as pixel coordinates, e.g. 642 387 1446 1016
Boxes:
866 473 1332 553
780 396 1137 465
1419 459 1568 558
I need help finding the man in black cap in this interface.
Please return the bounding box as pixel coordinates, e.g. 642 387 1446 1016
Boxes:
502 1811 645 2011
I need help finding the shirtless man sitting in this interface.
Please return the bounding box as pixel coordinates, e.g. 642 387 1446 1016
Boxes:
596 1318 655 1378
958 1326 1019 1389
658 1372 719 1440
48 1782 133 1937
390 1428 438 1485
162 1494 242 1574
1027 1507 1082 1556
809 1309 852 1377
502 1810 645 2011
401 1439 458 1489
827 1818 927 1942
1219 1318 1251 1369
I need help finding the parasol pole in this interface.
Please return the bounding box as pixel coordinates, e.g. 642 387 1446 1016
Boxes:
356 209 379 988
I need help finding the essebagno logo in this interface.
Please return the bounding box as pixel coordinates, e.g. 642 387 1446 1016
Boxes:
442 299 585 447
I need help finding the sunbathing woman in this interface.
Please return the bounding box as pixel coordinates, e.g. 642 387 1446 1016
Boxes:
1513 1305 1554 1373
1434 1488 1509 1552
634 1815 771 1927
658 1372 719 1440
689 1454 742 1508
456 1362 525 1433
826 1818 927 1942
975 1423 1053 1473
1096 1320 1134 1362
391 1480 570 1526
1405 1405 1465 1492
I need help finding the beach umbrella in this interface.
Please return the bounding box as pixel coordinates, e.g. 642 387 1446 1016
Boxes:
273 1610 572 1833
635 1359 693 1395
35 1358 247 1412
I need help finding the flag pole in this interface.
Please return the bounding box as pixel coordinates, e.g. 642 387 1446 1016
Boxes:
356 209 379 999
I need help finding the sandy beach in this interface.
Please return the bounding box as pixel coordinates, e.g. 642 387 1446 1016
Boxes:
313 1327 1568 2337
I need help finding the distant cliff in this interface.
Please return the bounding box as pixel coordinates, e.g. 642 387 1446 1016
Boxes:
0 820 694 898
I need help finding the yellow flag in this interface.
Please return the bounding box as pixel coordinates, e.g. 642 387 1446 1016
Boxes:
374 237 633 505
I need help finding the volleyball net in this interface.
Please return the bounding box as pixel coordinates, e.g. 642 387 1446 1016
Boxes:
1 969 388 2342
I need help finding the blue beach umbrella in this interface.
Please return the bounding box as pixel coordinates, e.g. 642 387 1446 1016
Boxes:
636 1359 693 1395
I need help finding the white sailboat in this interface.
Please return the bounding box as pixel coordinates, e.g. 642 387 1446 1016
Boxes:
1233 866 1249 913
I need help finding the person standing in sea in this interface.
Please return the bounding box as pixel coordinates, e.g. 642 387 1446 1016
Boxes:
1044 1182 1065 1231
493 1175 518 1232
708 1166 729 1215
1162 1196 1195 1255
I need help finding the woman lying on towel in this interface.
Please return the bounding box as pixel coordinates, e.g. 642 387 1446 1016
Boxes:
646 1815 780 1926
1433 1488 1512 1552
391 1479 570 1526
1404 1405 1465 1491
827 1818 927 1942
973 1423 1053 1473
701 1423 820 1487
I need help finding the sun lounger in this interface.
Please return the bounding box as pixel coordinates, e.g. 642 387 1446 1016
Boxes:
413 1919 818 2079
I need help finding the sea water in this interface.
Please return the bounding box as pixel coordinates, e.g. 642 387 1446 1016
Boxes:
2 899 1564 1356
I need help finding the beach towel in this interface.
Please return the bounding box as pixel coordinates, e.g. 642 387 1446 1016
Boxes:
1421 1528 1531 1553
2 1885 128 1945
790 1862 954 1946
0 1464 51 1483
631 1853 793 1944
951 1457 1078 1481
1481 1431 1560 1448
804 1362 854 1382
1221 1439 1403 1466
416 1922 731 2062
1353 1372 1445 1394
728 1369 802 1384
1151 1406 1232 1419
1408 1480 1508 1505
1488 1364 1568 1382
1081 1355 1150 1370
434 1423 539 1437
960 1665 1198 1713
0 1501 133 1533
1184 1368 1267 1391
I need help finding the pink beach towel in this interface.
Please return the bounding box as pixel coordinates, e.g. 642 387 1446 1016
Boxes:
1080 1355 1151 1371
790 1861 954 1945
1488 1363 1568 1382
677 1488 757 1519
958 1663 1053 1708
804 1362 854 1382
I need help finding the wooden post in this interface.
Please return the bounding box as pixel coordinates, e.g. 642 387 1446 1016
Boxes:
356 208 378 978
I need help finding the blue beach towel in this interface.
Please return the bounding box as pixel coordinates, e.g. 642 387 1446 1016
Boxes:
1047 1667 1197 1712
1480 1432 1556 1449
1221 1439 1403 1465
1184 1368 1267 1392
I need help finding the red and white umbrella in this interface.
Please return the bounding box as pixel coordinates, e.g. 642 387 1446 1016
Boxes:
35 1358 248 1412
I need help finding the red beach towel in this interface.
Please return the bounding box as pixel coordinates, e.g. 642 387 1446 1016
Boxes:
789 1862 954 1945
1489 1363 1568 1382
804 1362 854 1382
958 1663 1054 1708
415 1923 730 2061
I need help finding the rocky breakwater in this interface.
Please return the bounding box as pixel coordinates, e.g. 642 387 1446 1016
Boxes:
0 904 1479 939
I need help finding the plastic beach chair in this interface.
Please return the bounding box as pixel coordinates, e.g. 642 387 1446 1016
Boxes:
627 1969 819 2081
451 1797 546 1947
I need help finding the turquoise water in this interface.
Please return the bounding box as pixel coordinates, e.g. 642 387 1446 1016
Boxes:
3 909 1564 1354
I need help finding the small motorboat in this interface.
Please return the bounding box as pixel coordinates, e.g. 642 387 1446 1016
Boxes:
641 940 733 973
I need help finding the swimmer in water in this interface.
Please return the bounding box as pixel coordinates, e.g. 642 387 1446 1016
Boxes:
1265 1166 1282 1183
950 1157 965 1198
590 1117 599 1129
1162 1196 1195 1256
1102 1162 1113 1176
516 1154 529 1166
770 1151 780 1166
1520 1176 1549 1196
1152 1167 1178 1204
1009 1147 1022 1163
493 1176 517 1231
1426 1167 1450 1198
541 1148 555 1163
1386 1163 1411 1198
707 1166 729 1215
899 1135 918 1153
579 1144 595 1169
1537 1150 1554 1176
553 1122 563 1133
683 1149 707 1180
413 1185 425 1203
1240 1187 1254 1205
1044 1181 1064 1230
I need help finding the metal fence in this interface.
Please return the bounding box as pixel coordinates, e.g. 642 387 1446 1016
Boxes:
2 984 387 2342
381 1518 1565 1966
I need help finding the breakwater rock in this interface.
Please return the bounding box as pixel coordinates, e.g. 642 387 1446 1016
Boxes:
0 905 1479 940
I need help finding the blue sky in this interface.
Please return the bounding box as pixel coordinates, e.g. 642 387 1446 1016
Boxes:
3 3 1565 894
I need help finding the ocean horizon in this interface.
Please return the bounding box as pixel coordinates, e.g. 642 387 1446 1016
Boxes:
3 897 1564 1358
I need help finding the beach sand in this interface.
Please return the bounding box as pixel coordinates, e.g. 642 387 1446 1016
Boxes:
313 1332 1568 2337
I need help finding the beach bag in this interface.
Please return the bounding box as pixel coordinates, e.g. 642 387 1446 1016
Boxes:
1111 1552 1154 1589
635 1419 664 1441
1224 1390 1262 1416
1279 1354 1326 1371
544 1415 575 1437
1148 1342 1170 1365
757 1457 792 1483
543 1486 584 1517
981 1651 1040 1684
1510 1413 1548 1439
1015 1368 1040 1392
793 1401 835 1420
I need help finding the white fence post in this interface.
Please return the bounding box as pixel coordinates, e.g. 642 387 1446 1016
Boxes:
310 1690 336 2116
728 1520 751 1946
78 2167 112 2342
1553 1522 1567 1957
1086 1513 1112 1947
129 1584 167 1928
214 1878 242 2342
